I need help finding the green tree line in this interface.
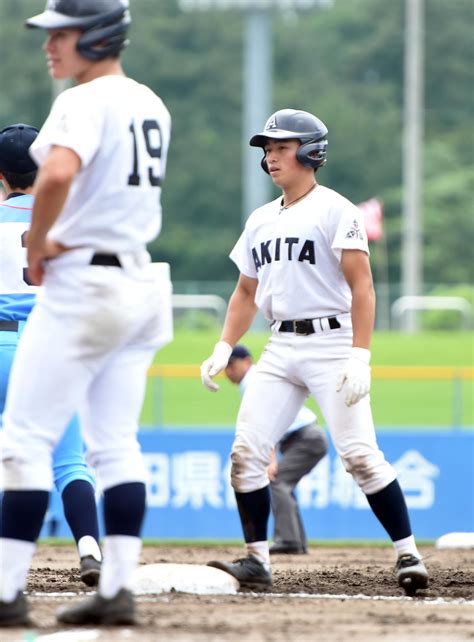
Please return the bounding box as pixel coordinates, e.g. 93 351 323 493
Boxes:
0 0 472 289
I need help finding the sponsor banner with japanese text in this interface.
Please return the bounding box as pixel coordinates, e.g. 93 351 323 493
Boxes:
43 430 474 540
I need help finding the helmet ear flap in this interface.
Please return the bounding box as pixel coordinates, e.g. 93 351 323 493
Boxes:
260 156 270 174
78 24 129 60
296 141 327 169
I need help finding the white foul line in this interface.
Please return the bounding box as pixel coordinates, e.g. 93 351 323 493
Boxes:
28 591 474 606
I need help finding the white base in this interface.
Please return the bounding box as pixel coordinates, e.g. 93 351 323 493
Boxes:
131 563 239 595
435 532 474 549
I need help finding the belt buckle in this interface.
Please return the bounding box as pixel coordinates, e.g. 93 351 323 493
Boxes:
294 320 311 335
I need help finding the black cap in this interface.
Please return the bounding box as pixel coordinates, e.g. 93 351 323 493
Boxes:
228 345 252 362
0 124 39 174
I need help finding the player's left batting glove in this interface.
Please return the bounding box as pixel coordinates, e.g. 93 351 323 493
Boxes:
200 341 233 392
336 347 371 407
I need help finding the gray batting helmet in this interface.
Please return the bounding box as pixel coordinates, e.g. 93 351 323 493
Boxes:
25 0 131 61
250 109 328 172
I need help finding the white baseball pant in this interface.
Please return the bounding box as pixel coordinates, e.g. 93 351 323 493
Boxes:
231 316 397 495
1 249 165 493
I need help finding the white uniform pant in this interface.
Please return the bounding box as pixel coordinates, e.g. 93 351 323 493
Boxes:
231 321 396 495
1 249 165 493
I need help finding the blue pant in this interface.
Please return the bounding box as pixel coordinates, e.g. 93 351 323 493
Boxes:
0 328 94 495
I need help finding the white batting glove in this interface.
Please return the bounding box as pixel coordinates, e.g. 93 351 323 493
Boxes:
336 347 371 407
200 341 233 392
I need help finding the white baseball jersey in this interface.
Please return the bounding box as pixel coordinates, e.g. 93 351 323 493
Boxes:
229 185 369 320
29 75 171 252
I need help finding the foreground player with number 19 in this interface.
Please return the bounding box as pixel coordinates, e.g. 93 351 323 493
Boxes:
0 0 171 628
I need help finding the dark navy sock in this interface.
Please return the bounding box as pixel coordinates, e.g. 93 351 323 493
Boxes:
103 482 146 537
366 479 412 541
1 490 49 542
62 480 100 545
235 486 271 543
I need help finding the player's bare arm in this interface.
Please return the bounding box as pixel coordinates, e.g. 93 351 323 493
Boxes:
336 248 375 406
341 248 375 350
220 274 258 347
27 146 81 284
201 274 258 392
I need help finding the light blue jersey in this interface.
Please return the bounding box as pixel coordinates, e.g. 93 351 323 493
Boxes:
0 193 94 495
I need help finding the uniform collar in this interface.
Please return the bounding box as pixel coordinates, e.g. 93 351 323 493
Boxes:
5 192 27 200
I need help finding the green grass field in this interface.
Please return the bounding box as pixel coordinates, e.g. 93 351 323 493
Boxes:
141 331 474 429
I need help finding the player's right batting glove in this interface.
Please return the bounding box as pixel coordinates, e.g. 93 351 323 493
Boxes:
200 341 233 392
336 347 371 406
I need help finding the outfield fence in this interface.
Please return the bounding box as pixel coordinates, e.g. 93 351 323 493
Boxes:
143 365 474 430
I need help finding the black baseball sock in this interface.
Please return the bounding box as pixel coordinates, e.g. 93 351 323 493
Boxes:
103 482 146 536
1 490 49 541
366 479 412 541
62 480 100 545
235 486 271 543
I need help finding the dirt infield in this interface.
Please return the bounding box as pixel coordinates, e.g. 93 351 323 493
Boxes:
4 544 474 641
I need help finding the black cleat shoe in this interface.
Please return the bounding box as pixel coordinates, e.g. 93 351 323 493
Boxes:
57 588 136 626
395 554 429 595
0 591 30 627
269 542 307 555
207 555 272 590
80 555 101 587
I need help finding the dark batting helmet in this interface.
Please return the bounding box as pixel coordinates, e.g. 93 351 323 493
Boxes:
25 0 131 61
0 124 39 174
250 109 328 173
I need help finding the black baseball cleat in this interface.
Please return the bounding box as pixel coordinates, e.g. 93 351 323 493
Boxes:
270 542 308 555
207 555 272 590
80 555 101 587
0 591 30 627
395 554 429 595
57 588 136 625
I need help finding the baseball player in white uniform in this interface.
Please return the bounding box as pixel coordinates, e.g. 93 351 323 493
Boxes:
201 109 428 595
0 0 171 627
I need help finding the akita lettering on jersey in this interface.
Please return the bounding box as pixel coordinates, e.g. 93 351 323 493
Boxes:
252 238 315 271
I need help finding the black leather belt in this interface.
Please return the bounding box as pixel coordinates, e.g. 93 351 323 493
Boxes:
90 253 122 267
278 317 341 335
0 321 19 332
